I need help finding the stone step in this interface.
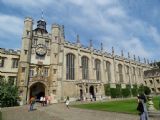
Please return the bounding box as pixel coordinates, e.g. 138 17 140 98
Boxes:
148 111 160 118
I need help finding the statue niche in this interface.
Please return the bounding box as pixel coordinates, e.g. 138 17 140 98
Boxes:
36 66 44 76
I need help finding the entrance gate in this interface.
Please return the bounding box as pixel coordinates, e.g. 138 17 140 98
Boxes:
30 82 45 99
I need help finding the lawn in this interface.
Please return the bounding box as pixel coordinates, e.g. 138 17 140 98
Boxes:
72 97 159 114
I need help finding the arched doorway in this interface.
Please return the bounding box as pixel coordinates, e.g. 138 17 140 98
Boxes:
30 82 45 100
80 89 83 100
89 86 95 99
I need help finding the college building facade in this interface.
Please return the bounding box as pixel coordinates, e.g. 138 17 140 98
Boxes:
0 17 152 104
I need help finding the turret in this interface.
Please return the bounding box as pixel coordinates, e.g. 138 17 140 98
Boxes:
18 17 33 104
21 17 33 62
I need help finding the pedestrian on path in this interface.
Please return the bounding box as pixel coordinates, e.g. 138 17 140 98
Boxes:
137 94 149 120
65 96 70 109
29 96 35 111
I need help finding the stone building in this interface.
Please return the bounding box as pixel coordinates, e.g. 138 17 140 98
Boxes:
0 16 152 104
144 69 160 94
0 48 20 85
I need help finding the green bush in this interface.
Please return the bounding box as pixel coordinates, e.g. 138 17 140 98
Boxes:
104 83 149 98
138 84 144 94
144 86 151 95
110 84 122 98
122 85 130 97
104 84 111 96
0 78 19 107
132 84 138 96
110 88 117 98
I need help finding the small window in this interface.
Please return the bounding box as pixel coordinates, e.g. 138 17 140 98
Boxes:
144 81 147 85
157 88 160 92
0 57 5 67
54 69 56 74
24 50 27 55
44 68 49 76
12 58 19 68
33 38 37 45
27 31 30 36
149 80 153 84
45 40 49 47
156 79 160 83
30 69 34 77
8 76 16 85
55 36 58 40
151 88 155 92
22 67 25 72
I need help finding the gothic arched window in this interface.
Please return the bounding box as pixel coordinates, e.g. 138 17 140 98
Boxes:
118 64 123 83
106 61 111 82
81 56 89 79
95 59 101 81
66 53 75 80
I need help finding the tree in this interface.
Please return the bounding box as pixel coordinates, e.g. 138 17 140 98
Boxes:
0 77 19 107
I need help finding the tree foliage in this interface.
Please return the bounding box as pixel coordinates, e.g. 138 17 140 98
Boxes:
0 78 19 107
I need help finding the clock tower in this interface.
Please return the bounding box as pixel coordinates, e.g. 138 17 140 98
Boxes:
18 15 54 104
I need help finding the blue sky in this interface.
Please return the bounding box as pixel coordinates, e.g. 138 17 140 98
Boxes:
0 0 160 62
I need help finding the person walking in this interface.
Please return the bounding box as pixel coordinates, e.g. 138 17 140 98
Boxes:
65 96 70 109
137 94 149 120
29 96 35 111
141 93 149 120
137 96 145 120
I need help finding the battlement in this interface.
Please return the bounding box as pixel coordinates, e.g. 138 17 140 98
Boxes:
0 48 21 55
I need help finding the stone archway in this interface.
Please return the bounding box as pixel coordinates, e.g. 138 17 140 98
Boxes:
89 85 95 98
80 89 83 100
30 82 45 100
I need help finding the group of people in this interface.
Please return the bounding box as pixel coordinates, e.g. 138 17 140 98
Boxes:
40 96 51 106
28 95 52 111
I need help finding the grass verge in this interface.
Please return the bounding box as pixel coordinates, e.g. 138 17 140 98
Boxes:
72 97 159 115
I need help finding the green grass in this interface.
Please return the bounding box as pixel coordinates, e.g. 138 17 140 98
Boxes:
72 97 160 115
152 96 159 110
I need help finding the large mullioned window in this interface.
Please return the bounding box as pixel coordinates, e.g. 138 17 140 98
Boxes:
81 56 89 79
106 61 111 82
118 64 123 83
95 59 101 81
66 53 75 80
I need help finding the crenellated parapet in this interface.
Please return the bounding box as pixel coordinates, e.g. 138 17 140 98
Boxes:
0 48 20 55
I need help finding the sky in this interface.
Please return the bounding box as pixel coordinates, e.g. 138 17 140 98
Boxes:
0 0 160 62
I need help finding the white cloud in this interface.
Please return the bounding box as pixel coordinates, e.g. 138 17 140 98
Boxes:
1 0 159 60
0 14 23 35
106 7 126 17
0 13 23 48
121 37 150 58
148 26 160 44
1 0 53 8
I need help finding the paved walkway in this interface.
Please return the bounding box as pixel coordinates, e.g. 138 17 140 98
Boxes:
38 103 159 120
1 103 159 120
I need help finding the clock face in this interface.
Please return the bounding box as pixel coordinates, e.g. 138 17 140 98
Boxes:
35 44 47 56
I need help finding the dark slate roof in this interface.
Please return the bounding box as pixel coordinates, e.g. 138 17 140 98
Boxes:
144 69 160 78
